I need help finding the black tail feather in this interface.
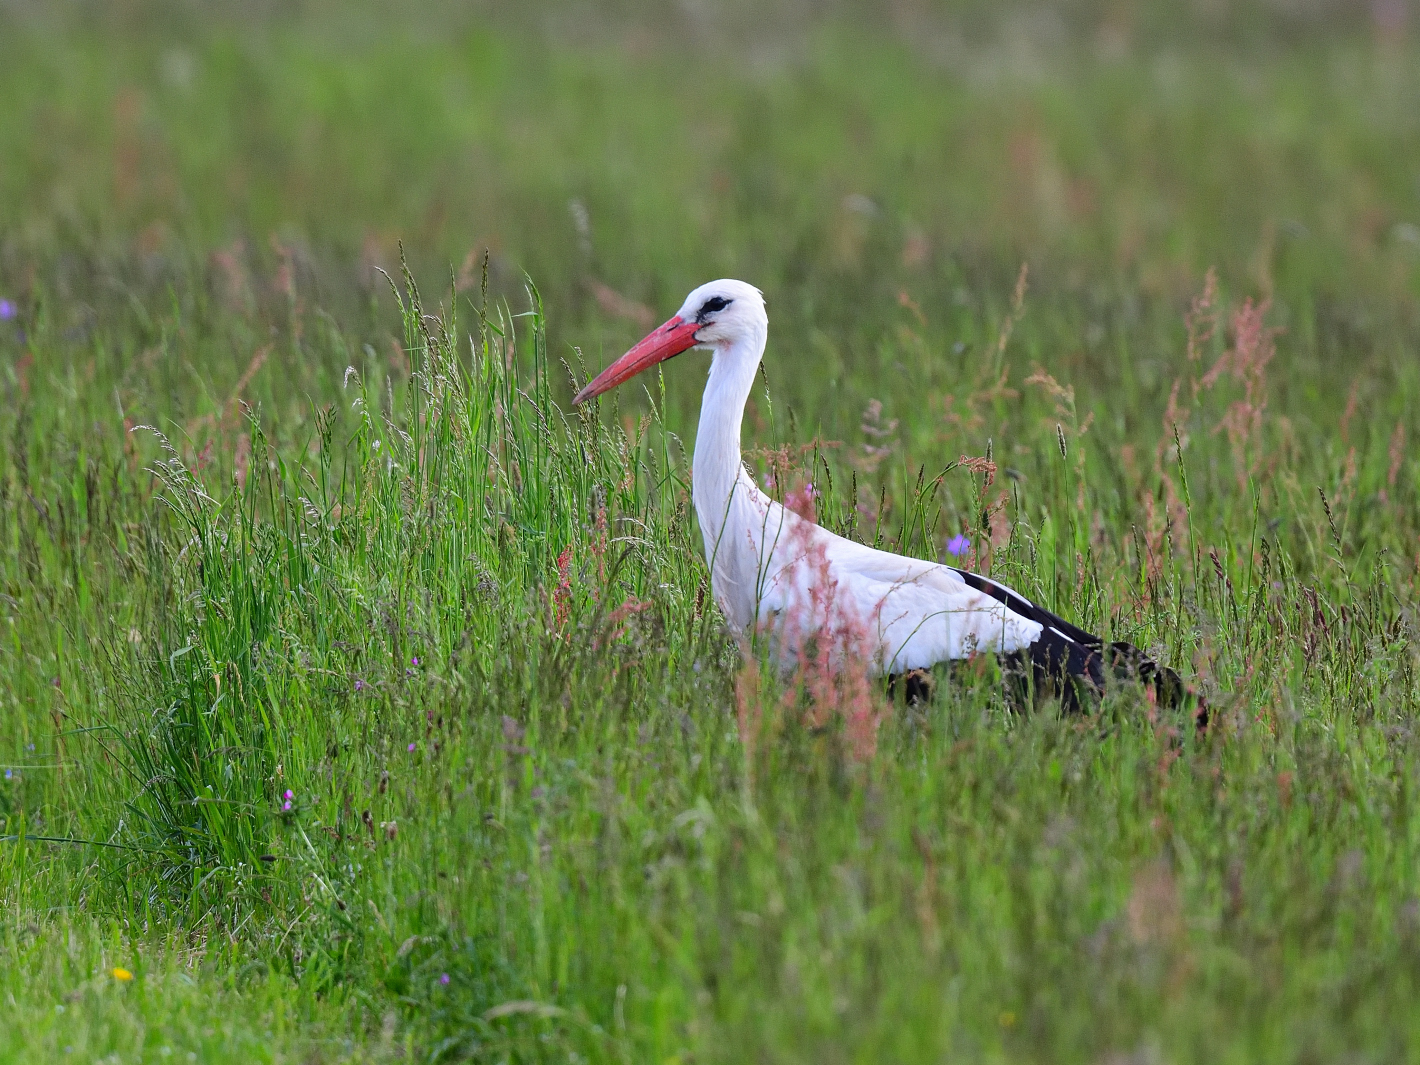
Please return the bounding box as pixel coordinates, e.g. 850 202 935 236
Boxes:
949 568 1206 725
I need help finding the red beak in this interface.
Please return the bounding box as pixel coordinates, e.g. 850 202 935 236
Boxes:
573 315 701 406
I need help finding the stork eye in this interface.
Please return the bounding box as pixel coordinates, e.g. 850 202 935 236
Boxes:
697 295 732 320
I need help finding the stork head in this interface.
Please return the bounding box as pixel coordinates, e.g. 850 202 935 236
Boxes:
573 279 765 406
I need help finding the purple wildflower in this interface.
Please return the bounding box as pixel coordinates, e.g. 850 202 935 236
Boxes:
354 679 364 692
439 973 451 986
0 300 15 321
946 534 971 557
4 769 11 780
408 743 417 753
283 789 294 801
411 655 420 667
282 800 292 812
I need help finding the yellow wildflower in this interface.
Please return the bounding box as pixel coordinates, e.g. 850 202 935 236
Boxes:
112 967 133 982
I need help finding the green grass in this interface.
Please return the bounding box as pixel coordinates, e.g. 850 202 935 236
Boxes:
2 4 1420 1061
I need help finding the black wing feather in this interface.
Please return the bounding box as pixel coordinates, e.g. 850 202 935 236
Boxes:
946 568 1202 720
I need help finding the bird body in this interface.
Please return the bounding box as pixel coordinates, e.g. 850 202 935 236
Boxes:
576 279 1195 711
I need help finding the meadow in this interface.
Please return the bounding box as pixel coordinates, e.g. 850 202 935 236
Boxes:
2 2 1420 1061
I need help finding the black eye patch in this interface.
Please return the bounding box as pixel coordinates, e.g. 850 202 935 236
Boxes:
697 295 732 320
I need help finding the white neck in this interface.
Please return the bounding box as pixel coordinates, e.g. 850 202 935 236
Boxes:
691 325 768 558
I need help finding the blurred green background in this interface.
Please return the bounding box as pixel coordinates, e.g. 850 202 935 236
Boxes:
3 0 1417 442
3 2 1420 1062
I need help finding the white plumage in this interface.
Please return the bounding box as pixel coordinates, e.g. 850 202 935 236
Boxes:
576 279 1195 711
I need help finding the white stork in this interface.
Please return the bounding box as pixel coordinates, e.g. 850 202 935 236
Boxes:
574 279 1197 714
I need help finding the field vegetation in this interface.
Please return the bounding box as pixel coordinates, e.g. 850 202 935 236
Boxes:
2 2 1420 1060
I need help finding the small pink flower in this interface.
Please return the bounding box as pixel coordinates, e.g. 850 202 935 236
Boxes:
408 743 416 753
282 800 292 812
283 789 294 801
